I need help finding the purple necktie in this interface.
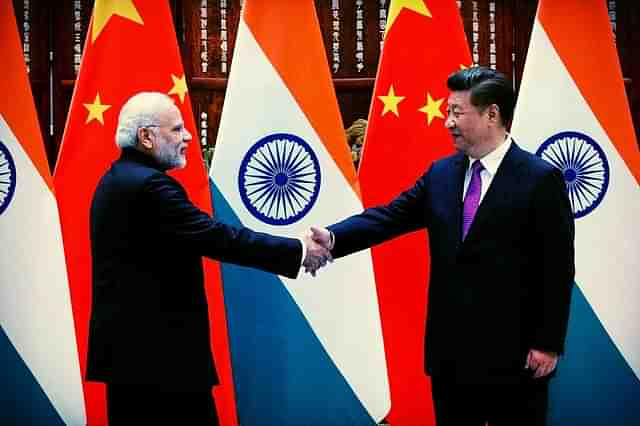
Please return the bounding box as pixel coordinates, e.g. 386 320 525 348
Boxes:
462 160 484 240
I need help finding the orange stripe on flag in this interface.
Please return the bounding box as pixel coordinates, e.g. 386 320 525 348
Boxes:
243 0 360 197
0 2 52 191
538 0 640 184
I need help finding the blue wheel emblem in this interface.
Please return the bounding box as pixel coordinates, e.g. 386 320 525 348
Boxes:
0 140 17 216
536 131 609 219
238 133 321 226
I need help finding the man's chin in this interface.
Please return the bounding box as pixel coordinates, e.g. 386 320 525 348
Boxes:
163 157 187 170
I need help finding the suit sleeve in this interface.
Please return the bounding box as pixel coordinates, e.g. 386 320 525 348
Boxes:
328 170 430 258
530 167 575 354
142 173 302 279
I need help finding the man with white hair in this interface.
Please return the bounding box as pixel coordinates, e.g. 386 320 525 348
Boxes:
88 92 329 424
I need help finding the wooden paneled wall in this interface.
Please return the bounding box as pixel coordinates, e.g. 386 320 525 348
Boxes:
12 0 640 172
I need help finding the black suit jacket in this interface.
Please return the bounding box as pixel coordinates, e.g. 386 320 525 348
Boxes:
87 148 302 387
329 142 575 384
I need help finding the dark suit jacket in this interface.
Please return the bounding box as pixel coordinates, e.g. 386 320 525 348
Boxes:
329 142 575 385
87 148 302 388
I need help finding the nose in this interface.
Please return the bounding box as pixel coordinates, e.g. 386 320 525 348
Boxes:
445 115 455 129
182 128 192 141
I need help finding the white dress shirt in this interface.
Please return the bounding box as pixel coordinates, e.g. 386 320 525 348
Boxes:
462 136 513 203
298 238 307 267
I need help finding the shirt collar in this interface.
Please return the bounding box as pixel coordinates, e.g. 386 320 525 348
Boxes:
468 134 512 176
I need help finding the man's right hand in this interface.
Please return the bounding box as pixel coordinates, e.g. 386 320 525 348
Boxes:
310 226 333 250
301 230 332 277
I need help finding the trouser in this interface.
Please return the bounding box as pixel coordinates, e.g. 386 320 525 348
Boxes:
431 376 549 426
106 384 219 425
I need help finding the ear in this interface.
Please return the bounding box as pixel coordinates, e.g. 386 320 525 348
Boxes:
137 127 154 150
487 104 500 123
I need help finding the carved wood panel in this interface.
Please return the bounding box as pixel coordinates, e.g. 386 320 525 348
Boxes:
12 0 640 172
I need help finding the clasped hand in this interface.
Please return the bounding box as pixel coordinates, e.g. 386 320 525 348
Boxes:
301 226 333 276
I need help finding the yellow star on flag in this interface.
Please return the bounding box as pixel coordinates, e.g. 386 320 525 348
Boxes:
91 0 144 44
378 85 406 117
168 74 188 104
418 93 445 125
83 93 111 125
386 0 432 36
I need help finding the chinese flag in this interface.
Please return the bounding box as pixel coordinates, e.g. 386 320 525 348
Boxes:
357 1 471 424
53 1 237 425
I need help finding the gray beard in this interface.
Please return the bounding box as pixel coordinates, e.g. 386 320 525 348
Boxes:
154 144 186 170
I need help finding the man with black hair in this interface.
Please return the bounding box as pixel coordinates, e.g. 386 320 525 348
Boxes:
310 67 575 425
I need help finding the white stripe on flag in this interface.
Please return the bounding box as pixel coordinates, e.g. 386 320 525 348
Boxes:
0 115 85 425
212 19 390 418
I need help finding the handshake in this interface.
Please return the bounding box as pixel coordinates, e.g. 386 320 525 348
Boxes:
301 226 333 276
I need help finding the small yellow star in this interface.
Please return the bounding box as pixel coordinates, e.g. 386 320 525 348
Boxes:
386 0 431 37
83 93 111 125
92 0 144 44
378 85 405 117
418 93 445 125
460 63 473 70
168 74 188 104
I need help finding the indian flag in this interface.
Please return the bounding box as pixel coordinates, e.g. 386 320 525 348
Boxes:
0 2 85 424
511 0 640 423
210 0 390 424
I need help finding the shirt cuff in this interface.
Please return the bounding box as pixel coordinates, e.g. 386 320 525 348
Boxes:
297 238 307 268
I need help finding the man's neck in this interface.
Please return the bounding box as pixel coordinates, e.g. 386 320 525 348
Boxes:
471 129 508 159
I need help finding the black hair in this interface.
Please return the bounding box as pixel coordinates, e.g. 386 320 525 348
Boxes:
446 66 515 125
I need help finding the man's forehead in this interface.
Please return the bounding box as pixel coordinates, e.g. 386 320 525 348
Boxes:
159 104 182 121
447 90 471 108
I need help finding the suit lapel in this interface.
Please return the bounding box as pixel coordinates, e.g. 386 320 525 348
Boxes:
463 142 526 242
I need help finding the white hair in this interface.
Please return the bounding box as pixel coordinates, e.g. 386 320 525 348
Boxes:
115 92 176 149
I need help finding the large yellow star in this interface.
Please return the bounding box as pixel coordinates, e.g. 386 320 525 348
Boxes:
168 74 188 104
418 93 445 125
386 0 431 36
92 0 143 44
83 93 111 125
378 85 405 117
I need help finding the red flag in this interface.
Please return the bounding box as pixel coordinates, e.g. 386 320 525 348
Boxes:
53 1 237 424
357 1 471 424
